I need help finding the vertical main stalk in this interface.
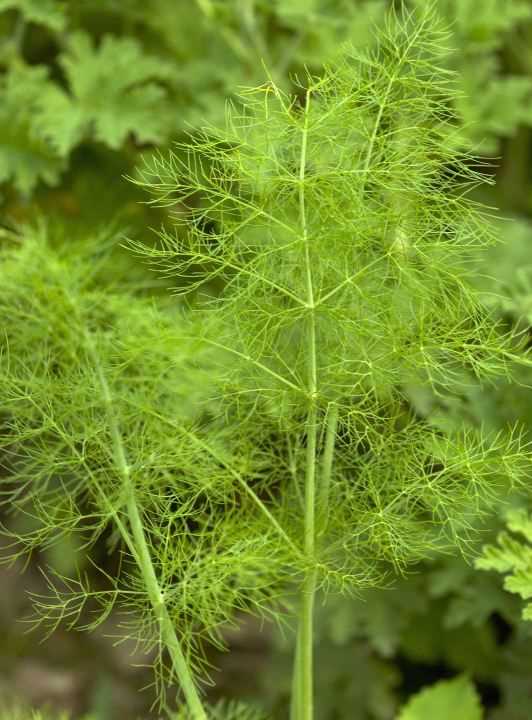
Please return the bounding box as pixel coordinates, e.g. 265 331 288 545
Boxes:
292 84 340 720
298 407 318 720
293 87 319 720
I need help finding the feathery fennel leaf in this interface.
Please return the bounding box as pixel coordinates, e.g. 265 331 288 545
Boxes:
3 4 532 718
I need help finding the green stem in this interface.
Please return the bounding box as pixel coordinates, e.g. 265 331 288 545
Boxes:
84 335 208 720
298 406 318 720
126 493 207 720
290 629 301 720
292 87 318 720
317 403 339 534
295 404 339 718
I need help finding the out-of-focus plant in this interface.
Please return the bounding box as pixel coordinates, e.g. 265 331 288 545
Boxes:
397 675 483 720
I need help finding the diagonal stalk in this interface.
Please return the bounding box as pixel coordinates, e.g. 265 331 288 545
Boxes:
83 332 208 720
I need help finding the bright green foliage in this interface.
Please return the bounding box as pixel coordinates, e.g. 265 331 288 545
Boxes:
292 544 532 719
125 0 388 130
438 0 532 47
0 224 295 714
131 5 532 717
0 8 175 194
135 4 532 571
2 3 532 718
0 65 64 194
397 675 483 720
476 508 532 620
442 218 532 452
265 0 388 67
185 0 532 156
37 32 174 154
458 66 532 151
0 0 66 31
475 218 532 325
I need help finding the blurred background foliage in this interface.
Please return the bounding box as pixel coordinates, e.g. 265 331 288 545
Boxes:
2 1 532 718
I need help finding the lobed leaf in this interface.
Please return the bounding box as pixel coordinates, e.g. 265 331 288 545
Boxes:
397 675 483 720
36 32 175 155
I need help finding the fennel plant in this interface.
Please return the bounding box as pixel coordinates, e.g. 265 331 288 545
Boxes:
133 4 532 718
1 5 532 720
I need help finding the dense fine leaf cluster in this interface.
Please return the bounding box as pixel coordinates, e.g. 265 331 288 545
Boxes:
135 6 532 572
0 226 295 708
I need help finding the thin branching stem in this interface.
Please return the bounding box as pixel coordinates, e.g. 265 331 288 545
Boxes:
317 403 339 533
82 330 208 720
199 337 306 395
128 402 303 558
